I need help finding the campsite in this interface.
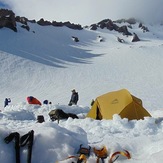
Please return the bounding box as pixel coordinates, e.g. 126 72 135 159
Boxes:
1 7 163 163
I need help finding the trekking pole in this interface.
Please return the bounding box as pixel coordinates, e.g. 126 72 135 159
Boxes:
4 132 20 163
27 130 34 163
20 130 34 163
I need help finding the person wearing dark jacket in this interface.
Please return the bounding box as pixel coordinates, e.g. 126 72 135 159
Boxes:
4 98 11 107
68 89 79 106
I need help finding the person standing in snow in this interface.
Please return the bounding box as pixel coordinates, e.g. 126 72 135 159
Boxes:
68 89 79 106
4 98 11 107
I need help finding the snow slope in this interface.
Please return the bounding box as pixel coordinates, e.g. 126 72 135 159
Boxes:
0 20 163 163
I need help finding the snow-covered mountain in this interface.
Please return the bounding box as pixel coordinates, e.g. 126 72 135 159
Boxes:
1 10 163 163
1 13 163 110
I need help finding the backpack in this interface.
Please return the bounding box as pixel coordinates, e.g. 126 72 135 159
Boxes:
48 109 78 123
49 109 68 121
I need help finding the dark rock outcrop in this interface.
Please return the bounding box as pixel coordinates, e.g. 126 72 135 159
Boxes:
97 36 104 42
37 18 52 26
72 36 79 42
90 24 97 30
90 19 132 36
132 33 140 42
21 24 30 31
62 21 82 30
105 20 117 31
15 16 30 31
117 37 125 43
15 16 28 25
0 8 83 32
139 23 149 32
118 25 132 36
37 18 83 30
0 9 17 32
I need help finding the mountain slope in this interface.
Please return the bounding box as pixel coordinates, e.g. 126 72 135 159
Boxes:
0 20 163 110
1 16 163 163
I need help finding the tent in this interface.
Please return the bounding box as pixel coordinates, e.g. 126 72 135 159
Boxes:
27 96 42 105
87 89 151 120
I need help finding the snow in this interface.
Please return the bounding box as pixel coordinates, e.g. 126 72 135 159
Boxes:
0 21 163 163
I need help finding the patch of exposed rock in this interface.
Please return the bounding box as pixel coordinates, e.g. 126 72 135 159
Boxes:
37 18 83 30
0 9 17 32
0 9 83 32
132 33 140 42
90 19 132 36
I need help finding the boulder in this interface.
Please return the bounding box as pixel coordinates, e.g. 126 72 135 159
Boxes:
132 33 140 42
72 36 79 42
117 37 125 43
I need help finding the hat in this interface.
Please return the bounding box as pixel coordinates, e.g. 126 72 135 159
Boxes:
71 89 76 92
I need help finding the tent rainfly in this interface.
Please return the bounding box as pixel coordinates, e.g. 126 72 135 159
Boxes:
87 89 151 120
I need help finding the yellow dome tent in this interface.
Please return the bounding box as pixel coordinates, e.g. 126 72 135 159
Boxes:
87 89 151 120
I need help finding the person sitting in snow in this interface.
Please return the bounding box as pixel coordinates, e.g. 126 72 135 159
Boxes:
91 99 95 106
4 98 11 107
68 89 79 106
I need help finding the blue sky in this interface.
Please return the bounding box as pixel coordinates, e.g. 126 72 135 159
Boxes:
0 0 163 25
0 2 7 8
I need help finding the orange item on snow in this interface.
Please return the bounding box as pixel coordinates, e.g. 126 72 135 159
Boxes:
93 146 108 159
27 96 42 105
109 150 131 163
93 146 108 163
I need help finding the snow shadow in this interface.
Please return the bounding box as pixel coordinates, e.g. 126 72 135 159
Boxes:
0 24 103 68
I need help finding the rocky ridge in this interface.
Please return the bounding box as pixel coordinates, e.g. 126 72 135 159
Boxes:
0 8 151 42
